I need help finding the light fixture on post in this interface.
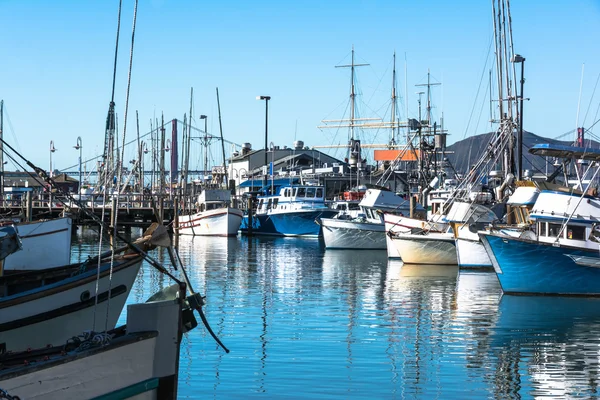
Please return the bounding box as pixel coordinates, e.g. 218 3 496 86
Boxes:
74 137 82 193
256 95 271 188
512 53 525 181
49 140 57 178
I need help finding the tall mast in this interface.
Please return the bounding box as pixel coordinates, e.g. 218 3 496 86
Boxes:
334 46 369 156
101 0 123 189
216 87 228 186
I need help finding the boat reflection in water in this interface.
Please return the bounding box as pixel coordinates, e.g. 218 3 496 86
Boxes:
486 295 600 399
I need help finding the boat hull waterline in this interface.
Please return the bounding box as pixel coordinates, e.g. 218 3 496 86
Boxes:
481 233 600 296
0 257 142 351
388 233 458 265
319 218 386 250
177 208 243 236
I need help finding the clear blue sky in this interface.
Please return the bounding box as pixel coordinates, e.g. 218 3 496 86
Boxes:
1 0 599 173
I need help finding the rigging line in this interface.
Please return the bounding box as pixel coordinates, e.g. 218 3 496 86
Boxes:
583 72 600 126
463 34 494 140
110 0 123 103
0 105 22 154
109 0 139 332
0 138 182 283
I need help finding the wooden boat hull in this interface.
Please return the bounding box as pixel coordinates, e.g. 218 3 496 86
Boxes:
388 232 458 265
0 255 142 351
481 232 600 296
0 296 186 400
4 217 73 272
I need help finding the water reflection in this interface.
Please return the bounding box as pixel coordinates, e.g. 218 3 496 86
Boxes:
69 230 600 399
489 296 600 399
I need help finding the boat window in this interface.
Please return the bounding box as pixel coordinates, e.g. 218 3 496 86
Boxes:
538 222 546 236
349 203 360 210
548 223 563 238
273 198 278 209
337 204 347 211
306 187 316 198
267 199 272 210
316 188 323 198
567 225 586 240
297 188 306 197
258 199 264 210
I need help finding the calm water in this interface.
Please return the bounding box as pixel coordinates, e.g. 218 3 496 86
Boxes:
71 227 600 399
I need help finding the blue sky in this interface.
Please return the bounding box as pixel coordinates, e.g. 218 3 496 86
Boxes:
1 0 599 173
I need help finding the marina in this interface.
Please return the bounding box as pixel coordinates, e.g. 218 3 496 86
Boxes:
0 0 599 398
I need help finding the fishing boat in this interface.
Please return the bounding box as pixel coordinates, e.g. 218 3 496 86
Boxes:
0 282 198 400
240 183 337 237
480 143 600 296
319 188 418 250
2 217 73 272
451 184 537 268
177 188 243 236
0 223 170 352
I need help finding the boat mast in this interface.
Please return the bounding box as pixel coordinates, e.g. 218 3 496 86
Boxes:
216 87 228 187
334 46 369 158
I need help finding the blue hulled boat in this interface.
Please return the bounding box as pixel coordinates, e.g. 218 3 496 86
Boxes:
480 143 600 296
240 184 337 237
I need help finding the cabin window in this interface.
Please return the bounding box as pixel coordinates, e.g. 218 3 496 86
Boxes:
538 222 546 236
297 188 306 197
567 225 586 240
273 199 279 209
306 187 316 198
267 199 272 210
349 203 360 210
258 199 264 210
337 204 347 211
548 223 562 238
316 188 323 198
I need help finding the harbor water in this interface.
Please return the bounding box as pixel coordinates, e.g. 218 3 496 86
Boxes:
72 227 600 399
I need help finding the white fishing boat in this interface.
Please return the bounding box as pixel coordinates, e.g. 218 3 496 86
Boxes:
451 185 538 268
2 217 73 272
0 224 169 352
319 188 418 250
388 231 458 265
0 283 199 400
177 188 243 236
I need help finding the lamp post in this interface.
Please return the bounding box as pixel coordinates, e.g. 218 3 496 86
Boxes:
257 96 271 188
512 54 525 181
74 137 82 194
49 140 57 178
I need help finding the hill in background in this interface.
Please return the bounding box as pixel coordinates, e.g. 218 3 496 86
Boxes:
444 130 599 176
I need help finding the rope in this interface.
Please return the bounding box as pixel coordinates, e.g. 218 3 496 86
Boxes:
0 388 20 400
63 330 113 353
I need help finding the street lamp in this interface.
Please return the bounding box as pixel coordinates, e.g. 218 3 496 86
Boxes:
512 54 526 180
74 137 82 193
257 95 271 188
49 140 57 178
